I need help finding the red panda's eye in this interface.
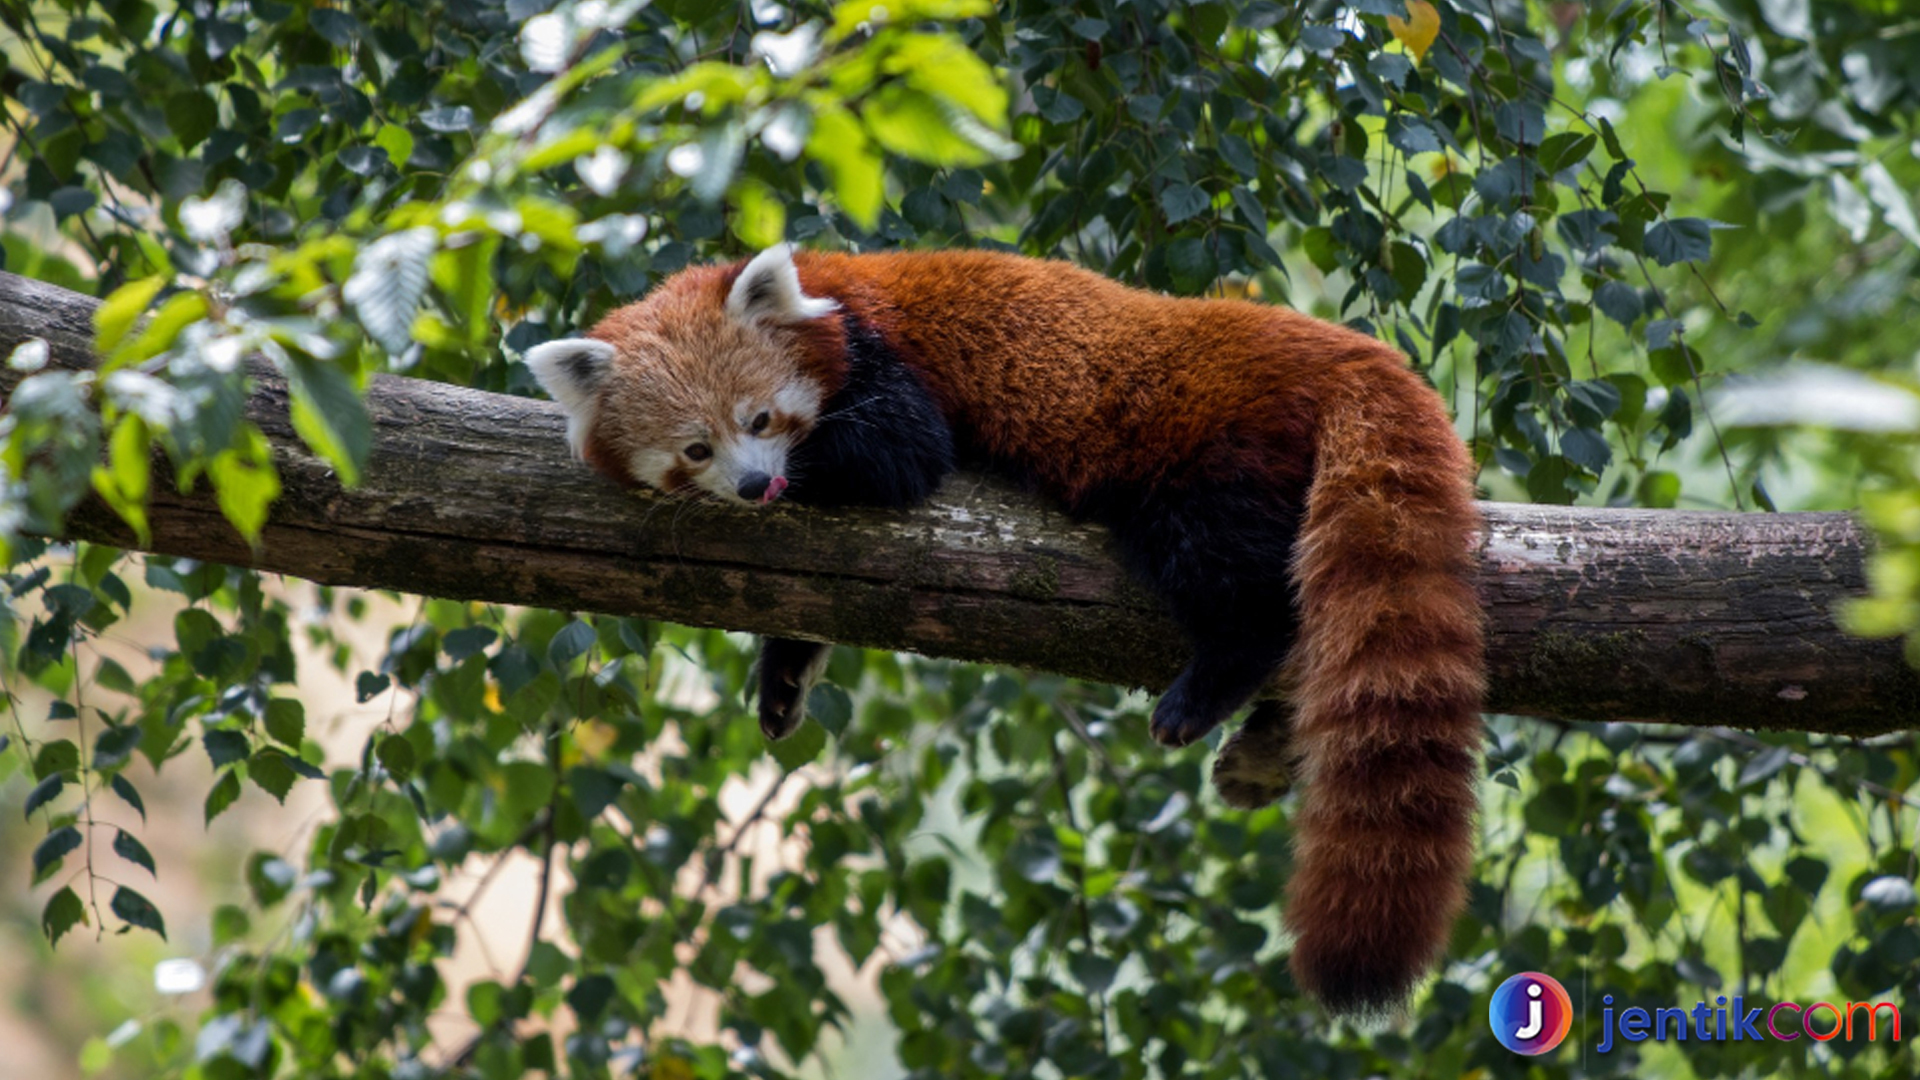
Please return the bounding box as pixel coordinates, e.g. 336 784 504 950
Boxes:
684 442 711 462
751 411 771 434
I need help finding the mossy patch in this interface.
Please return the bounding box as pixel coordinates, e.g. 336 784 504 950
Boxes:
1009 557 1060 601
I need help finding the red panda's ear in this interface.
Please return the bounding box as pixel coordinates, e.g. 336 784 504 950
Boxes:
728 244 837 326
525 337 616 457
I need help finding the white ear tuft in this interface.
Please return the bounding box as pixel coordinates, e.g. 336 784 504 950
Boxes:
525 337 617 457
727 244 838 325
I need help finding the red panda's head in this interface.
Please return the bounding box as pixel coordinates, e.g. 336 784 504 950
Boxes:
525 245 842 506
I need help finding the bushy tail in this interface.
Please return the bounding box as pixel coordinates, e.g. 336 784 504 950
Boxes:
1283 364 1485 1017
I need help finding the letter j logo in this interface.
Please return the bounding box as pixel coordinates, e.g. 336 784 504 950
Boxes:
1490 972 1573 1055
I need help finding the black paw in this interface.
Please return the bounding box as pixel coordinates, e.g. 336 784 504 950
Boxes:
1209 700 1294 808
1149 678 1227 748
1212 774 1288 809
758 679 807 741
756 637 832 741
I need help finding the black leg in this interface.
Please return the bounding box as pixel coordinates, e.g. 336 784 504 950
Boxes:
757 637 832 740
1149 608 1294 747
1095 475 1303 750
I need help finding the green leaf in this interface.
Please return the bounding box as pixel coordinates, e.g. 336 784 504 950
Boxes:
633 61 756 114
212 904 252 946
1524 455 1575 504
805 684 853 736
730 180 788 250
248 750 297 802
24 773 64 818
769 719 828 771
1592 281 1642 327
1385 115 1442 156
1598 116 1625 160
1639 470 1681 508
43 887 86 946
1862 160 1920 248
499 761 556 821
1675 954 1722 989
94 276 169 360
864 86 1014 167
310 7 361 46
526 941 570 986
1069 951 1118 995
377 735 417 782
1645 218 1715 266
1539 132 1597 173
1008 830 1060 883
205 769 242 825
356 672 392 702
1159 183 1210 226
1565 380 1623 427
885 32 1009 127
1560 427 1610 474
344 228 436 356
247 854 297 907
92 415 152 544
34 740 80 780
265 698 305 747
548 619 596 668
430 233 502 345
1302 227 1340 274
287 356 371 487
1650 343 1698 388
203 730 250 768
112 828 156 877
33 825 83 879
468 981 505 1027
111 291 208 371
568 974 616 1023
173 608 221 662
569 766 623 819
109 774 145 821
207 426 282 543
110 885 167 940
442 627 497 662
1165 237 1218 295
808 106 884 228
374 124 414 169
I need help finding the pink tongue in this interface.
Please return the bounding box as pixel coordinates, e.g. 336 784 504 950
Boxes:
762 476 789 504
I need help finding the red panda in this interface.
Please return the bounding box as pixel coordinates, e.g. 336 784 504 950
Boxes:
526 244 1485 1016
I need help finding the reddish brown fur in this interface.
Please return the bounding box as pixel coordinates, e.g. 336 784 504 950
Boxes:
1281 375 1483 1014
583 250 1484 1013
795 252 1484 1013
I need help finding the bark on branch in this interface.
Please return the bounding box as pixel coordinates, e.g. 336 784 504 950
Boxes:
2 270 1912 735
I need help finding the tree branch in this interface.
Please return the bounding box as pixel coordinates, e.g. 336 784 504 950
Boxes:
2 270 1913 735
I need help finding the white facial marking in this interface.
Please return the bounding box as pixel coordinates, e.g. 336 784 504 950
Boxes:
629 448 677 490
773 382 821 424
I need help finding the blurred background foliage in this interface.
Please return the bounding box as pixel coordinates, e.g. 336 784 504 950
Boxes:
2 0 1920 1077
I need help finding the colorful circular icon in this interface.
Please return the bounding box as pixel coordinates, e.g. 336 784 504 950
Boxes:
1489 972 1573 1055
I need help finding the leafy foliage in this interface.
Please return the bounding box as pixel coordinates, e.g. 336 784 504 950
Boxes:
2 1 1919 1078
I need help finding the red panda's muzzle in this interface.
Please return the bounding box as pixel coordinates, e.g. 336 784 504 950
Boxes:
737 472 789 505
